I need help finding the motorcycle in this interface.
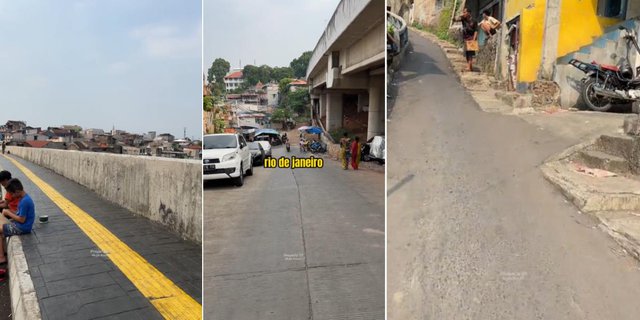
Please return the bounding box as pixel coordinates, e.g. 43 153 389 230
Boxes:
569 25 640 112
309 141 326 153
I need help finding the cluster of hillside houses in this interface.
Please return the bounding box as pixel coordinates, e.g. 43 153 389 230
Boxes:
0 120 201 159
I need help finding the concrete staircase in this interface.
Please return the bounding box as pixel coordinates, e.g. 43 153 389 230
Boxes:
571 134 636 176
428 31 534 114
554 19 639 108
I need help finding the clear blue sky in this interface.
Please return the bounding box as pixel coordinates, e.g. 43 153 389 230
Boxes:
0 0 201 139
203 0 340 71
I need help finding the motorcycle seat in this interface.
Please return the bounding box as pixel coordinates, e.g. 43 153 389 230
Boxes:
597 63 620 72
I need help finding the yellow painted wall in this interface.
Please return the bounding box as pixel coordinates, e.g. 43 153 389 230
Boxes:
505 0 535 21
557 0 622 57
517 0 546 82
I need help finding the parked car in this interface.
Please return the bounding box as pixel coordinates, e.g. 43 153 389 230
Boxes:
249 141 265 165
202 133 252 186
256 140 272 157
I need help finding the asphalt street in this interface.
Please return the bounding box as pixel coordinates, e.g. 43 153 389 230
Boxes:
387 30 640 320
203 145 384 319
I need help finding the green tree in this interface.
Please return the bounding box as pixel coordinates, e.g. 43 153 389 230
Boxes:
209 82 225 97
242 64 273 86
287 89 310 114
278 78 293 96
203 95 214 111
289 51 312 79
271 66 294 81
207 58 231 85
203 96 226 133
271 107 292 122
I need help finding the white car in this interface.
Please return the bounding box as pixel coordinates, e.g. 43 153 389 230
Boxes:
256 140 272 157
203 133 252 186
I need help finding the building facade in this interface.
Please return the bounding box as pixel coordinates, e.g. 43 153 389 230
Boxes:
223 69 244 92
498 0 640 106
307 0 385 141
263 82 280 106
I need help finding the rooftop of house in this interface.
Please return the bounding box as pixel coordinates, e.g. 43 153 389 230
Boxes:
224 71 243 79
25 140 50 148
290 79 308 86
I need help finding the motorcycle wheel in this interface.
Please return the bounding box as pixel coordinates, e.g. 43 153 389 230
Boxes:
582 77 613 112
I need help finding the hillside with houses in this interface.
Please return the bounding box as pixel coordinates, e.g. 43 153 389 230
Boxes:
0 120 201 159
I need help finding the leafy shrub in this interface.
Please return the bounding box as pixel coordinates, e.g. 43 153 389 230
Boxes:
329 128 350 142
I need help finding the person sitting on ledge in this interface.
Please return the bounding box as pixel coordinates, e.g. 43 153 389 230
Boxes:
0 171 20 213
0 178 35 265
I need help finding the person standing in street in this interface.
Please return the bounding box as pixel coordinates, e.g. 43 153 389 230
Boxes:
1 141 5 155
339 132 350 170
350 136 361 170
455 8 478 72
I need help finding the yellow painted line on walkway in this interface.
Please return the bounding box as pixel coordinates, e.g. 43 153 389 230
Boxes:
4 156 202 319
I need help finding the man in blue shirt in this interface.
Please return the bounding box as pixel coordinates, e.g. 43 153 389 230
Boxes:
0 179 35 265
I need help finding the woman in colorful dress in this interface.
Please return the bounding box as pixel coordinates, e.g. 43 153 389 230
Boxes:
339 132 350 170
350 136 361 170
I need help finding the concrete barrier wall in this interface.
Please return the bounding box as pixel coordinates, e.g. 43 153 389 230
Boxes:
8 237 42 320
6 147 202 243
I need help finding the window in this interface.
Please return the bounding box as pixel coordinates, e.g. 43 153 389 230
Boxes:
331 51 339 68
598 0 627 19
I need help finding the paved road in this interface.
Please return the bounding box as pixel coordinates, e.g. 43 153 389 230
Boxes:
388 30 640 320
203 145 384 319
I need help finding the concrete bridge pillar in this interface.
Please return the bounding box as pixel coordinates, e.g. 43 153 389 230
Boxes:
367 75 385 139
319 94 327 121
326 92 343 131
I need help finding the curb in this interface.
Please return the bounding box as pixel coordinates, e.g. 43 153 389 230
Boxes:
541 142 640 262
8 236 41 320
541 161 640 212
543 137 599 164
597 217 640 261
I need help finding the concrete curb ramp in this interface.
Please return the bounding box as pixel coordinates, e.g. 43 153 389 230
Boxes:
8 236 41 320
541 160 640 212
542 147 640 261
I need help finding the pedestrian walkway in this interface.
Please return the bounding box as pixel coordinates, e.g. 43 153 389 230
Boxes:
0 155 201 320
